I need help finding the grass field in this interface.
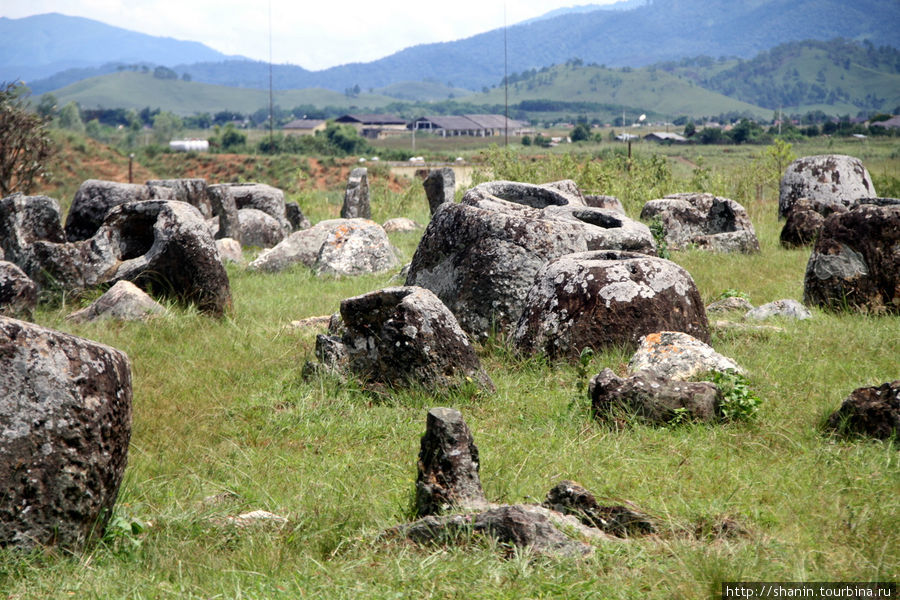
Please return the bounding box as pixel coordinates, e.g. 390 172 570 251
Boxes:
2 138 898 599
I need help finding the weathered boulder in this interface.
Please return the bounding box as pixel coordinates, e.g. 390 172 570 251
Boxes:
590 368 722 426
249 218 397 276
543 481 656 537
0 316 132 550
825 381 899 440
228 182 290 232
383 217 420 233
340 167 370 219
640 192 759 253
423 167 455 215
780 197 848 248
585 194 625 214
64 179 175 241
66 280 165 323
206 184 242 242
514 251 709 360
314 219 399 277
215 238 243 264
0 193 68 267
0 261 38 318
745 299 811 321
237 208 285 248
627 331 743 381
779 155 876 218
147 178 212 218
334 286 493 390
284 201 311 231
415 407 489 517
406 181 656 339
803 204 900 313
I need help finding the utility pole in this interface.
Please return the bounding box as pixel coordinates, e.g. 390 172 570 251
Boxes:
267 0 274 151
503 2 509 147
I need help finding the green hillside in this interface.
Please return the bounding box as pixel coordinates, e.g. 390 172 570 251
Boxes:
46 71 396 116
467 62 769 120
661 40 900 114
373 81 477 102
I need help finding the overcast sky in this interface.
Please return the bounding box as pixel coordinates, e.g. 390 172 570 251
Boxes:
3 1 622 71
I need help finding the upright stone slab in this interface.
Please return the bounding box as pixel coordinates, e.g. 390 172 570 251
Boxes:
340 167 370 219
423 167 455 215
206 184 242 243
415 408 489 517
0 316 132 550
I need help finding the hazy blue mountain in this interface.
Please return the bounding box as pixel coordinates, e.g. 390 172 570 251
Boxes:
12 0 900 97
176 0 899 92
0 13 242 84
520 0 649 24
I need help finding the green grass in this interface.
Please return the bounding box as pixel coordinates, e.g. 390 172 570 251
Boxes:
2 141 898 599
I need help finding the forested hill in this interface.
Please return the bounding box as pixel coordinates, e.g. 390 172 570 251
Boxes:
656 39 900 113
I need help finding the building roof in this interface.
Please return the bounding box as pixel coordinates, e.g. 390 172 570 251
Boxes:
284 119 325 130
871 115 900 129
335 114 407 125
645 132 687 142
416 114 526 131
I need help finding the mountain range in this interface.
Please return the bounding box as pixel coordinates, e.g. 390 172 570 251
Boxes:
5 0 898 97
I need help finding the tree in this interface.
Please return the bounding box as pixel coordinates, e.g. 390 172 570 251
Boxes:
36 94 57 119
0 82 56 196
151 111 183 144
683 121 696 137
58 101 85 133
571 123 591 142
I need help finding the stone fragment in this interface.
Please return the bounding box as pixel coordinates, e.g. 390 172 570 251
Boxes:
0 261 38 318
393 505 595 557
590 368 722 425
147 178 212 218
514 251 710 360
0 316 132 550
238 208 285 248
64 179 175 241
340 167 370 219
627 331 743 381
423 167 456 215
338 287 493 390
66 280 165 323
779 155 876 218
745 299 811 321
584 194 625 214
825 381 900 440
416 407 489 517
543 481 656 537
215 237 243 264
803 204 900 313
640 192 759 253
382 217 420 233
406 181 656 339
706 296 754 314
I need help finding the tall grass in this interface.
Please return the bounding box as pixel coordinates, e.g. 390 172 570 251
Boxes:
2 140 897 599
